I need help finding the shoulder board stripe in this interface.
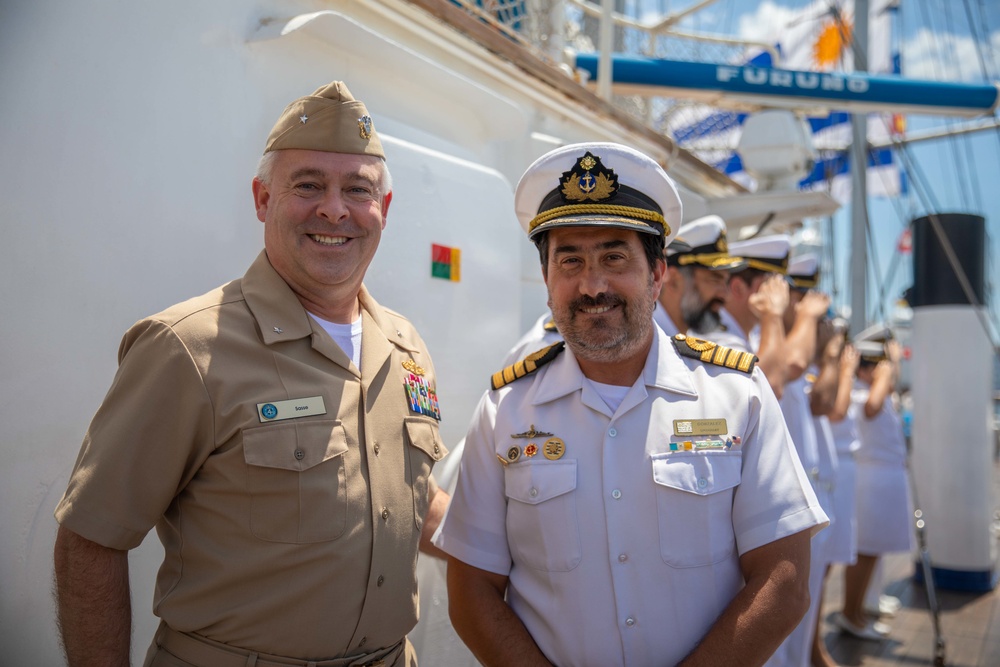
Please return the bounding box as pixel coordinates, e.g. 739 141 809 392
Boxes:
491 341 565 390
542 319 558 332
671 334 757 375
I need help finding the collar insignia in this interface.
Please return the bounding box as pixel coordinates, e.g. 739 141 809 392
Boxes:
560 151 618 202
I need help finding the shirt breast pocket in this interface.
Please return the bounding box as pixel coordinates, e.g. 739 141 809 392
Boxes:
651 452 742 568
504 461 581 572
243 419 350 544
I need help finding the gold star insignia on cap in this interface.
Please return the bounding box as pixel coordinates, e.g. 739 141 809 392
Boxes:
299 114 308 124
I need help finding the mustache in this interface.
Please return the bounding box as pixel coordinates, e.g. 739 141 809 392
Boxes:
570 294 626 310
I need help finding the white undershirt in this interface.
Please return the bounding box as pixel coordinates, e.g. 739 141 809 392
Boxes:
310 314 363 370
587 378 632 413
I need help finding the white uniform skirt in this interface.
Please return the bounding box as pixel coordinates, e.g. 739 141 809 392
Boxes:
855 460 915 555
824 456 857 565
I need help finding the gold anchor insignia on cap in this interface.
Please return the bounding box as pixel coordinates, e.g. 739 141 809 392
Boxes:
506 445 521 463
358 115 373 139
542 437 565 460
402 359 425 376
511 424 554 439
560 151 618 202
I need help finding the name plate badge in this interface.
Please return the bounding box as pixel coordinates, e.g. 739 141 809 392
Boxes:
673 418 728 437
257 396 327 423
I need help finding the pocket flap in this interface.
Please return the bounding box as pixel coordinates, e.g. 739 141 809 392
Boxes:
243 420 349 471
405 416 448 461
505 460 577 505
651 453 741 496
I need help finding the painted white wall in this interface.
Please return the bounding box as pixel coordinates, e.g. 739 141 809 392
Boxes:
0 0 531 662
0 0 745 662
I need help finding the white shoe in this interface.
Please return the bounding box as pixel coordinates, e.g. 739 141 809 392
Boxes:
832 612 891 640
864 594 902 617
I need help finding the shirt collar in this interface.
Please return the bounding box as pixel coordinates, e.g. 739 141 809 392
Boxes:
529 324 697 406
241 250 419 354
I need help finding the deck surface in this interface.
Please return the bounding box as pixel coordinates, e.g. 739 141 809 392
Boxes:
819 460 1000 667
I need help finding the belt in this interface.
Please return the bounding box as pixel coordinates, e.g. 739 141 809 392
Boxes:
154 623 403 667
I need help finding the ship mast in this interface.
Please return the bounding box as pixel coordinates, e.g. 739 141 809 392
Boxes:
849 0 870 334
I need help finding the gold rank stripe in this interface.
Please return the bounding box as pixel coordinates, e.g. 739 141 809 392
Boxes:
491 341 566 390
671 334 757 374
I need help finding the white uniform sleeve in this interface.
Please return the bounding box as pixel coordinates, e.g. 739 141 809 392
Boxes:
732 368 829 555
433 391 514 575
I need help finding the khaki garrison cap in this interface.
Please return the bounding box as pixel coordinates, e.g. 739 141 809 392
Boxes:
514 142 682 247
729 234 791 274
670 215 745 271
264 81 384 158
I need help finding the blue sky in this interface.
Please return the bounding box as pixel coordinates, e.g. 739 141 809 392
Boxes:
644 0 1000 338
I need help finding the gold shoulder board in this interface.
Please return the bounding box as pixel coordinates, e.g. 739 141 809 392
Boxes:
542 319 558 333
671 334 757 374
491 341 565 390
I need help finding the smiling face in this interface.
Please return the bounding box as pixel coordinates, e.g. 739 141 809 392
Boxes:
545 226 665 368
252 149 390 321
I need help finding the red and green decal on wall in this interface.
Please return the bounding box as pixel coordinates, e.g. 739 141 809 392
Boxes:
431 243 461 281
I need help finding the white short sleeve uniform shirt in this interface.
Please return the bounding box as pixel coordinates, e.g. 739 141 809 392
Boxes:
435 328 827 667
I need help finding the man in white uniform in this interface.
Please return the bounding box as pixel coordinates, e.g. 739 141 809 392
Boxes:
435 142 828 667
712 236 791 398
657 215 745 338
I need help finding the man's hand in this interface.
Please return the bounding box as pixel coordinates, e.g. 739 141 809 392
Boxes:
795 291 831 320
748 274 789 319
886 339 903 365
839 344 860 378
447 558 554 666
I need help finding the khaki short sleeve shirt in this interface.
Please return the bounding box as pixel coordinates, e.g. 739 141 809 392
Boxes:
55 251 446 659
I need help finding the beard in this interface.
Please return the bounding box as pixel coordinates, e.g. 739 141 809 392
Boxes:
551 275 658 364
681 289 724 334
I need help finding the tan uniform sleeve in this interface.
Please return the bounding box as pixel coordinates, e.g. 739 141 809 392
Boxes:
55 319 216 550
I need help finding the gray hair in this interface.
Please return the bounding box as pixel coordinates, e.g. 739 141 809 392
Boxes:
254 152 393 196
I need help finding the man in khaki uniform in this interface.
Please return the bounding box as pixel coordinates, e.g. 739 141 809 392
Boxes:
53 81 447 667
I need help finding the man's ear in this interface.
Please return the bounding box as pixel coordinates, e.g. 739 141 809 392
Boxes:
252 178 270 223
380 191 393 229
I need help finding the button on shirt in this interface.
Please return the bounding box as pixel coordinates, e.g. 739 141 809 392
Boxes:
436 328 827 667
54 252 447 659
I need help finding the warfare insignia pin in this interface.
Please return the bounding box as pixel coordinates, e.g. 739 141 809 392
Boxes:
511 424 554 439
559 151 618 203
542 437 565 460
506 445 521 463
358 114 373 139
402 359 425 376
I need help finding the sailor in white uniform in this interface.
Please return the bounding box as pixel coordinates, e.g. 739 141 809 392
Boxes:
657 214 746 340
708 235 792 398
435 141 827 667
770 254 841 667
834 326 914 641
